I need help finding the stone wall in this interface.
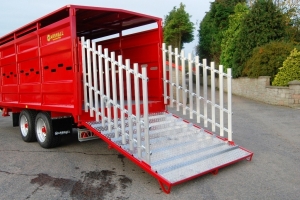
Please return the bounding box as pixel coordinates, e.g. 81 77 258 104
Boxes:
170 67 300 108
215 76 300 108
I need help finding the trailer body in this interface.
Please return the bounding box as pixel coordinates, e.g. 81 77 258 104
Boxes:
0 5 163 121
0 5 253 193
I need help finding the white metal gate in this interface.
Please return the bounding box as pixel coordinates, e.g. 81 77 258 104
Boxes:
162 43 233 142
81 37 151 163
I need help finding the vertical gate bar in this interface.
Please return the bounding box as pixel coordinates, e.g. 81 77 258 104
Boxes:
98 45 105 126
175 48 179 111
142 65 150 164
219 65 224 137
203 59 208 127
92 42 99 121
195 56 200 123
181 50 186 115
118 56 126 145
111 52 119 138
162 43 167 104
86 39 94 117
104 48 112 132
168 45 173 107
81 37 88 112
134 64 142 159
227 68 233 141
188 53 193 119
125 59 134 150
211 62 216 132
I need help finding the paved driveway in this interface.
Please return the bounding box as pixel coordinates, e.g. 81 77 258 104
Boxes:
0 95 299 200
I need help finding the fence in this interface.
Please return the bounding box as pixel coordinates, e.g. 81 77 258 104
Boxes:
81 37 151 163
162 44 233 142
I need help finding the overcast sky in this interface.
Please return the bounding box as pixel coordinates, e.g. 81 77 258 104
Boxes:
0 0 211 53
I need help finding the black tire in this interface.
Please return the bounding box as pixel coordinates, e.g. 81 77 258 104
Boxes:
35 112 60 148
19 110 37 142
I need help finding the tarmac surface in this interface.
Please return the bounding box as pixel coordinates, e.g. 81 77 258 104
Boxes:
0 95 299 200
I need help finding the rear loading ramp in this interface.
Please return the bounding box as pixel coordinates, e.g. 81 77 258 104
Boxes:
80 28 253 193
82 112 252 193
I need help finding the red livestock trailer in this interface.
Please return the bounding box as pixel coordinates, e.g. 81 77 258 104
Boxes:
0 5 252 193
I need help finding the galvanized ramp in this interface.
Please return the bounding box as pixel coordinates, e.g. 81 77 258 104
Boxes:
80 39 253 193
83 112 253 193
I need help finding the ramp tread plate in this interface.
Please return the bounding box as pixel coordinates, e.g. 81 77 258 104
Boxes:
86 112 251 184
162 147 251 183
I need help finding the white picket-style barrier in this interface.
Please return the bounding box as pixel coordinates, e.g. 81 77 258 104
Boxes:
80 39 253 190
81 37 234 166
81 37 151 163
162 43 233 142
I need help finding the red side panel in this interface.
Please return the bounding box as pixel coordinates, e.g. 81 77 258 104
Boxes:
16 32 41 104
0 16 76 114
98 29 163 105
39 19 75 109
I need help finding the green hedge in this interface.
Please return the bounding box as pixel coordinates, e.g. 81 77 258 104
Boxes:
272 48 300 86
242 41 295 82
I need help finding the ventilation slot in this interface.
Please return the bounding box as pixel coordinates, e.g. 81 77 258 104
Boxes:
66 66 72 71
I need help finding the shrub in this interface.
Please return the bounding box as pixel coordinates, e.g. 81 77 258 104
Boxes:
242 41 295 82
272 48 300 86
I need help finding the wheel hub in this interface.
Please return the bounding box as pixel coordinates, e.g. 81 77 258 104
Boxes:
20 115 29 137
36 118 47 143
41 126 46 134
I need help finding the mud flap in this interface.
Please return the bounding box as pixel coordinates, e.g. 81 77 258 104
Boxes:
52 117 73 135
12 112 20 127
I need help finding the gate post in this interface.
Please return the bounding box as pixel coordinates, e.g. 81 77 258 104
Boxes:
142 64 150 164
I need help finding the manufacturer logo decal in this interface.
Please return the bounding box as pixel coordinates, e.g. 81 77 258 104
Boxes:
47 31 64 42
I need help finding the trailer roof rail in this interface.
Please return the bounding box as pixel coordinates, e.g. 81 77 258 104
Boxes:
0 5 162 44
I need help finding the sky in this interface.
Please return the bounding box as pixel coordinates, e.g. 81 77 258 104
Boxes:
0 0 211 53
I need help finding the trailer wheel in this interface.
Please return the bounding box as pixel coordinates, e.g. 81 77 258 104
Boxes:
35 112 60 148
19 110 37 142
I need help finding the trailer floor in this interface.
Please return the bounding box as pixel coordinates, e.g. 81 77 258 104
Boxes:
83 112 253 193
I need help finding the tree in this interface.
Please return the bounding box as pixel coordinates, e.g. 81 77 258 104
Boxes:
163 3 194 51
232 0 287 78
198 0 246 64
247 0 300 42
220 3 249 72
197 11 215 62
247 0 300 8
279 0 300 43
